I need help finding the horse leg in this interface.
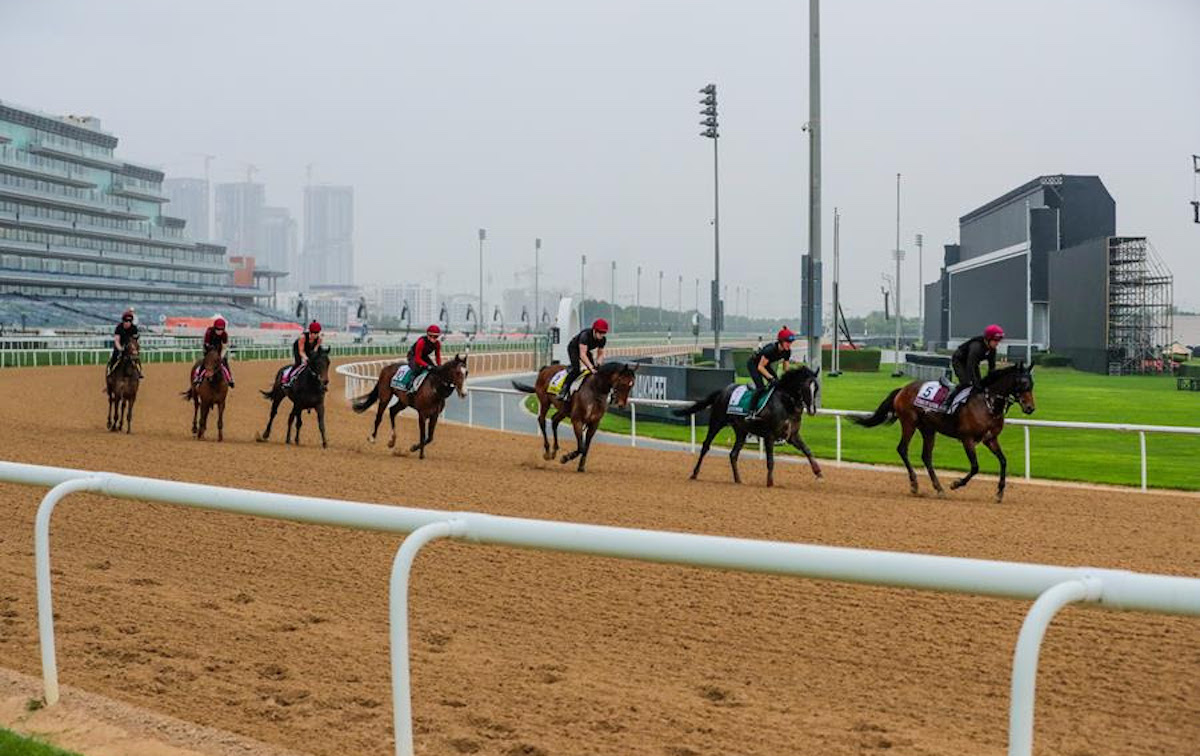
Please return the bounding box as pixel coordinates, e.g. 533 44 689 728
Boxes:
897 417 919 495
951 438 980 490
537 400 552 460
369 388 388 443
425 412 439 446
786 430 823 479
125 396 135 434
217 400 225 442
984 435 1007 503
690 421 723 480
561 417 585 464
764 434 776 487
294 410 304 445
728 428 747 484
387 402 402 448
107 396 115 431
316 403 327 449
411 413 427 458
550 408 566 460
286 407 296 444
198 401 209 440
577 422 599 473
919 427 944 497
191 396 200 436
116 398 126 432
259 394 284 442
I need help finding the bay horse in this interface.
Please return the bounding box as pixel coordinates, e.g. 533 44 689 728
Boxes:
512 361 638 472
350 354 468 459
105 337 140 434
256 346 331 448
183 346 229 441
674 366 823 487
852 363 1036 502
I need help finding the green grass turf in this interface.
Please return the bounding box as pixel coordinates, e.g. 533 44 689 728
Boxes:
529 368 1200 490
0 729 83 756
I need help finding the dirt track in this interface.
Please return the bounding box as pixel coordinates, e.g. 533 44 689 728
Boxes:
0 359 1197 756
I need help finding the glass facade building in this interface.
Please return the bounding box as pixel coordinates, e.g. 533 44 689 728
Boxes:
0 100 273 319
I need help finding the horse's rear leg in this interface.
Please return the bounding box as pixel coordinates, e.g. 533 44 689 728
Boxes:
191 397 200 436
728 429 747 484
197 402 209 440
286 408 298 444
369 388 388 443
537 399 552 460
411 413 427 458
217 400 225 442
690 421 723 480
897 417 919 495
316 403 327 448
387 402 402 448
258 394 284 442
549 407 566 459
107 397 115 431
951 438 980 490
124 397 135 434
919 427 945 497
983 436 1007 502
764 435 776 487
561 417 585 464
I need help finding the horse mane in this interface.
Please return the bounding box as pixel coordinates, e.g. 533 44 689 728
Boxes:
597 361 632 376
778 365 816 391
981 363 1022 387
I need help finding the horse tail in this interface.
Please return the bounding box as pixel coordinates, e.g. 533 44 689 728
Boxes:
351 390 378 413
512 380 537 394
181 388 195 401
852 387 902 428
260 388 275 400
672 390 721 417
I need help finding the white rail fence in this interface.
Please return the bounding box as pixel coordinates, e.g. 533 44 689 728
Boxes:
1 460 1198 756
352 373 1197 493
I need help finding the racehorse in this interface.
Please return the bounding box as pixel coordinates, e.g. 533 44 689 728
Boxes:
256 346 331 448
674 366 823 487
852 362 1036 502
512 361 638 472
351 354 468 459
105 337 140 434
184 346 229 441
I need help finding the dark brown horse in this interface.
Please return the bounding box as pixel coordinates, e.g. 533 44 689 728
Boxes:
351 354 468 459
853 363 1036 502
512 361 638 472
184 347 229 441
105 337 140 433
674 366 823 487
256 346 331 448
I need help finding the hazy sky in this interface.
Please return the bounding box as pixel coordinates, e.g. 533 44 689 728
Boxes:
3 0 1198 316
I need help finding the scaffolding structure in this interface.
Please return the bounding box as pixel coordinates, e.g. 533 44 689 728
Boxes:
1106 236 1173 375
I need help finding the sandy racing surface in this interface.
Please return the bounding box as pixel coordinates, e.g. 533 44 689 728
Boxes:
0 359 1197 756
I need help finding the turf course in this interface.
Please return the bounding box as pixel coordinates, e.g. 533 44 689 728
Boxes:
0 729 82 756
583 367 1200 491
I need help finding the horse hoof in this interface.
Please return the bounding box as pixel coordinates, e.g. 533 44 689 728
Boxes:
387 439 396 449
936 489 947 499
410 445 420 453
255 434 266 443
814 471 824 480
950 480 964 490
995 492 1005 504
367 435 375 444
543 452 553 461
322 442 327 449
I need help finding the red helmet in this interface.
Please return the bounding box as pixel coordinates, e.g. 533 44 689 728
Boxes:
213 317 227 329
426 324 441 335
122 309 134 321
984 324 1005 341
777 327 797 343
308 321 322 334
592 318 609 334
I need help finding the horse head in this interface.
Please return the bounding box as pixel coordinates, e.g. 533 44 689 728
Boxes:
312 346 331 392
779 365 820 416
608 362 638 408
1012 362 1036 415
444 354 468 398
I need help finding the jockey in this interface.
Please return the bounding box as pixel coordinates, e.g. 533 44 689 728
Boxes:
949 324 1003 400
107 309 142 379
562 318 608 400
749 327 795 393
286 321 323 387
199 317 234 388
405 324 443 388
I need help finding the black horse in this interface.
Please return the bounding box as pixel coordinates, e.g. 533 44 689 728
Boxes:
256 346 331 448
674 366 823 487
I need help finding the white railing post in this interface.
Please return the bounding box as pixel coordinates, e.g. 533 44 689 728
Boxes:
1008 578 1100 756
1024 426 1031 480
689 413 696 453
836 415 843 464
468 390 474 427
499 395 505 431
1139 431 1147 492
630 403 637 447
390 519 466 756
35 475 107 705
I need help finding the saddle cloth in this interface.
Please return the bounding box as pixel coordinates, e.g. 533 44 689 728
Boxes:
390 365 428 393
192 363 231 383
548 368 589 397
727 384 773 417
913 380 971 414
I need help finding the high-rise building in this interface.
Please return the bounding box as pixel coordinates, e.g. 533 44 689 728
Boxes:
163 177 208 240
299 184 353 290
260 206 296 274
214 181 265 258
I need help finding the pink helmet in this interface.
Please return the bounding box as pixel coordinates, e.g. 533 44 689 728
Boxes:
984 324 1005 341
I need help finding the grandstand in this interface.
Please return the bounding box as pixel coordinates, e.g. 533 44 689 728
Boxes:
0 293 292 332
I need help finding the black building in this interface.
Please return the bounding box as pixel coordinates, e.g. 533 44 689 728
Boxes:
923 175 1173 374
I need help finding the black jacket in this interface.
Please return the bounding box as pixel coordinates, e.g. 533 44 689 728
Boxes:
952 336 996 386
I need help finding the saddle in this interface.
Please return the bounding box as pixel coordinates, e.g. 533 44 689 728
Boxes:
390 365 428 393
914 380 972 414
727 384 774 417
549 368 590 398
